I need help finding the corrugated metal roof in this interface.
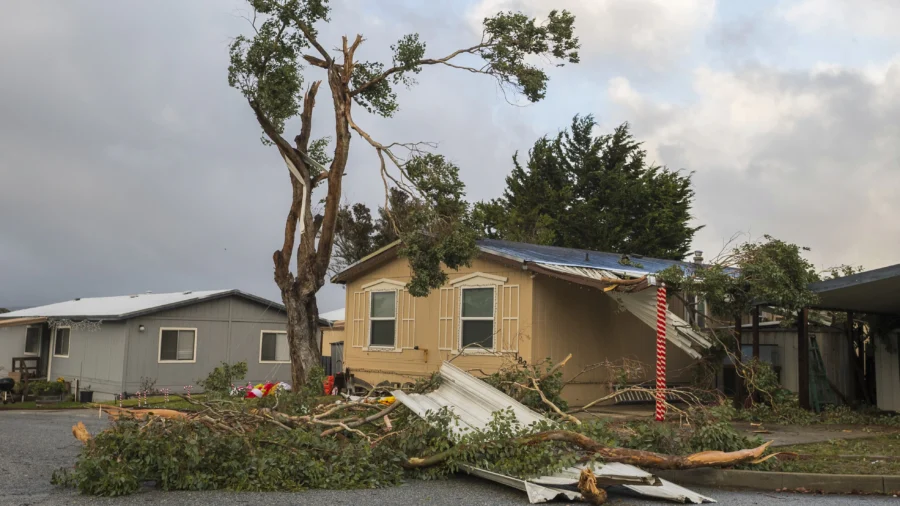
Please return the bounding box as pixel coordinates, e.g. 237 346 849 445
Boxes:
478 239 700 277
393 362 715 504
0 290 284 321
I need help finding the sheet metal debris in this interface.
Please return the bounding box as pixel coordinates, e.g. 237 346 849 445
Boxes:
393 362 715 504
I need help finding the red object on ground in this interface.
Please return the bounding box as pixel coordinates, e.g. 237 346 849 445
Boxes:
323 376 335 396
655 283 667 422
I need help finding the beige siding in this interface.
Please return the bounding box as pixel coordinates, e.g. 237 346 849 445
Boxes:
321 327 345 357
343 256 534 386
531 275 696 407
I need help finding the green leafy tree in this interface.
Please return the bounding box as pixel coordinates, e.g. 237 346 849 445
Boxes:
227 0 579 385
476 115 700 260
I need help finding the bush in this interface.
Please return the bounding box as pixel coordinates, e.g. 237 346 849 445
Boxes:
198 361 248 394
28 380 68 396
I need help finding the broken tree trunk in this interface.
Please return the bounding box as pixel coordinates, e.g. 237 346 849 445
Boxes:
577 468 607 505
404 429 772 470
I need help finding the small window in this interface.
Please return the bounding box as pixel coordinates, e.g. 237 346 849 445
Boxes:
260 331 290 363
369 291 396 347
54 327 70 357
461 287 495 350
159 328 196 362
24 327 40 355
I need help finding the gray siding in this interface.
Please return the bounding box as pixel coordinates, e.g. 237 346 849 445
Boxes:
123 295 290 393
0 325 29 376
876 334 900 412
49 322 127 401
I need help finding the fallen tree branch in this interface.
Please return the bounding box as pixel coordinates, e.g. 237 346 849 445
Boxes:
405 429 772 470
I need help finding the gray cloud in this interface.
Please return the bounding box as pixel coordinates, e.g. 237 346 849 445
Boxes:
3 0 898 314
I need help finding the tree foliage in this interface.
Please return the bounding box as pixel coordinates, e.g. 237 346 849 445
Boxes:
660 235 820 320
225 0 580 385
475 115 700 260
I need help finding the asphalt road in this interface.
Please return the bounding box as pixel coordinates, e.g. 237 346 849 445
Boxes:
0 409 896 506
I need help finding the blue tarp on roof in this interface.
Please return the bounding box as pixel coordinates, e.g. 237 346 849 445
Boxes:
476 239 699 276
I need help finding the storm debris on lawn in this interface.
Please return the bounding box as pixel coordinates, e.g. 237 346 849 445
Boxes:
58 362 768 502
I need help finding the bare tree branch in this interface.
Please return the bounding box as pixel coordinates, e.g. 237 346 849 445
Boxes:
349 43 489 97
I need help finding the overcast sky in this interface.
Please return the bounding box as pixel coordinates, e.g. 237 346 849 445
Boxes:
2 0 899 312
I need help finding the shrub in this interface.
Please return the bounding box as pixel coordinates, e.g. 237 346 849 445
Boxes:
28 380 68 396
198 362 248 394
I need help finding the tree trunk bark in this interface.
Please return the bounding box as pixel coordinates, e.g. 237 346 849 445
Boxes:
283 290 322 387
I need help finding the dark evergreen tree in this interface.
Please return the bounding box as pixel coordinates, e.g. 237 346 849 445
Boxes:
477 115 701 260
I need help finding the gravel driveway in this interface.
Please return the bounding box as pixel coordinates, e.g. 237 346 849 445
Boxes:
1 409 898 506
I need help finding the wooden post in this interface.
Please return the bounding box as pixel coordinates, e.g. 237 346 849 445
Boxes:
752 306 760 360
798 308 811 410
734 315 744 408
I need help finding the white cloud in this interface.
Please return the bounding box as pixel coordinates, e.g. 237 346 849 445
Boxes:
468 0 716 69
606 62 900 270
779 0 900 38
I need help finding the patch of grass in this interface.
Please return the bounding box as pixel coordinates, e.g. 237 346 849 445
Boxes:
775 434 900 475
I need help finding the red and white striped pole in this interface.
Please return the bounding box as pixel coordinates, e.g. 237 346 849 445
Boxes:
655 282 668 422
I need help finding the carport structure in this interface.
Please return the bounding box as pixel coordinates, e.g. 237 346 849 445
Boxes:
802 263 900 410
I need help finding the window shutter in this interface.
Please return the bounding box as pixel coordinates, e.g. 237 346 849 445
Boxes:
500 285 520 352
438 287 455 351
351 291 366 348
399 289 416 349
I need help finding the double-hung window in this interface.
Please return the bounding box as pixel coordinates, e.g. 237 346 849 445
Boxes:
460 287 495 350
369 291 397 348
24 327 40 355
260 331 290 363
53 327 70 357
159 328 197 362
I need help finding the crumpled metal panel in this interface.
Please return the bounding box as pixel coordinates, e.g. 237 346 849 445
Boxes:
607 289 712 359
392 362 715 504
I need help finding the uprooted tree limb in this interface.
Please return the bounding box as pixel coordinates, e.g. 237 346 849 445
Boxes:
402 429 772 470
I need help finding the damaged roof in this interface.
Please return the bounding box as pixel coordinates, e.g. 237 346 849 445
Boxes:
332 238 703 289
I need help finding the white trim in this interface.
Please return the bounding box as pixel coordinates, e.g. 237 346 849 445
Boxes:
458 285 498 353
23 326 41 356
450 272 507 286
158 327 198 363
259 330 290 364
368 289 399 350
361 278 406 290
52 326 71 358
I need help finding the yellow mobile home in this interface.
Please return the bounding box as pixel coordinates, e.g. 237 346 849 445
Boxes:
331 239 711 406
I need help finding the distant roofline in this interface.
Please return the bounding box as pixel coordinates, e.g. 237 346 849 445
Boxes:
0 289 288 322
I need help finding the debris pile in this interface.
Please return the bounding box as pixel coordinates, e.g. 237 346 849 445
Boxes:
59 363 770 502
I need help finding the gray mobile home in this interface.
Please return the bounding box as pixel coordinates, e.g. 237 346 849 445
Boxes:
0 290 314 401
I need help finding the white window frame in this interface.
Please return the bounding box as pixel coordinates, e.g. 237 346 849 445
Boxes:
259 330 290 364
157 327 198 364
458 285 497 354
52 326 71 358
24 326 41 356
368 289 399 350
